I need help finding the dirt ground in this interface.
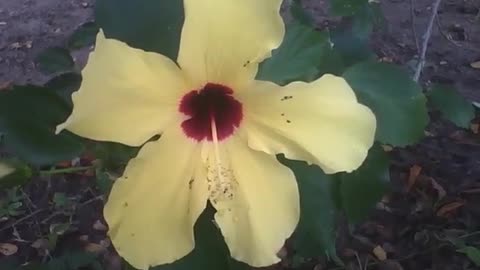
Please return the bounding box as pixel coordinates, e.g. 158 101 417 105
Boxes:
0 0 479 270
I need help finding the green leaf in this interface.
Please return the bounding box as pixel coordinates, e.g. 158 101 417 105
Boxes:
124 207 247 270
50 223 70 235
429 85 475 129
0 86 84 165
330 0 369 16
280 157 340 263
68 22 99 49
457 246 480 267
290 0 313 26
0 159 32 189
35 48 75 75
53 192 68 208
95 170 113 194
46 251 100 270
95 0 184 60
330 22 375 67
339 144 390 223
349 3 385 39
45 73 82 107
93 142 138 171
343 61 429 146
64 251 99 270
257 23 343 85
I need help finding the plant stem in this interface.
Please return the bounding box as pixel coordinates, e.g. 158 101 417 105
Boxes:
413 0 442 82
39 165 95 176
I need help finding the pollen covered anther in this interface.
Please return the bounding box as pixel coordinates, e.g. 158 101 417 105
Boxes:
179 83 243 141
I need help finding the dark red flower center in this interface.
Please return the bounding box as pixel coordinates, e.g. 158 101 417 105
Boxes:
179 83 243 141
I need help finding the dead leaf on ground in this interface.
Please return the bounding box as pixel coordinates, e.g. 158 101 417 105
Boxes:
382 145 394 152
93 220 108 231
429 177 447 199
373 245 388 261
78 235 89 242
9 41 32 49
407 165 422 191
471 123 479 134
0 243 18 256
341 248 357 258
100 239 111 248
84 243 107 254
462 188 480 194
0 81 12 91
31 238 49 249
436 201 465 217
470 61 480 69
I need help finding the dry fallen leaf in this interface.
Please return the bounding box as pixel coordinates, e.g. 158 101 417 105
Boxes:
93 220 108 231
84 243 107 254
471 61 480 69
0 81 12 91
380 57 394 63
429 177 447 199
31 238 49 249
424 130 435 137
382 145 394 152
373 245 387 261
436 201 465 217
407 165 422 191
0 243 18 256
471 123 479 134
100 239 111 248
462 188 480 194
341 248 357 258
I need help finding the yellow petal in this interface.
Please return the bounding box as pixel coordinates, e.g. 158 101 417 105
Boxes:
211 137 299 267
58 31 188 146
104 126 208 270
238 75 376 173
177 0 284 89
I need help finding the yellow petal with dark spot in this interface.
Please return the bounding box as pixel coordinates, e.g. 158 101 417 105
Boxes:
239 74 376 173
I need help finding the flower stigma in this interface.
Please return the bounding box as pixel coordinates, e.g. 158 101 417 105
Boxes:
179 83 243 141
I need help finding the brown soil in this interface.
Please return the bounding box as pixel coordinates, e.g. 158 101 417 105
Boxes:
0 0 479 270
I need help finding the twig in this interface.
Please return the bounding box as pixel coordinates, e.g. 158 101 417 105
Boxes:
410 0 420 52
79 194 105 207
413 0 443 82
39 165 95 176
0 195 104 231
40 195 104 224
0 209 47 232
329 243 449 270
457 231 480 239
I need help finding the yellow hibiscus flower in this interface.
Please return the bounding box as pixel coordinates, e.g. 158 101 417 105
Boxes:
57 0 376 269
